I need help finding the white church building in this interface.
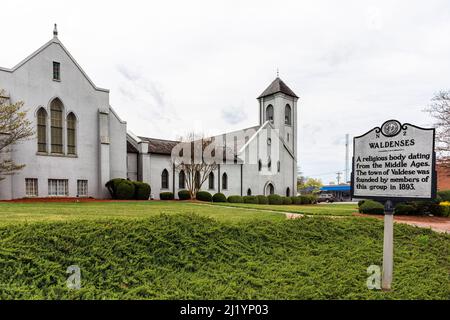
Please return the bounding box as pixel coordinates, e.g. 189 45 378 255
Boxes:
0 27 298 200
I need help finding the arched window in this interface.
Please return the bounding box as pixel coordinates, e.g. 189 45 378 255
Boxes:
208 172 215 189
286 187 291 197
258 159 262 171
161 169 169 189
50 98 63 153
247 188 252 196
67 112 76 155
37 108 47 152
266 105 274 122
285 104 292 125
222 172 228 190
179 170 186 189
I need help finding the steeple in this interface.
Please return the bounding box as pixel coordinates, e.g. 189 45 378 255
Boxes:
258 77 298 99
53 24 58 38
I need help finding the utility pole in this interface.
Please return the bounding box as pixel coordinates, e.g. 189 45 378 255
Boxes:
336 172 342 185
345 134 350 183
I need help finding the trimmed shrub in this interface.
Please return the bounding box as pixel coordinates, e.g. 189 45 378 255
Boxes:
282 197 292 205
437 190 450 202
196 191 212 202
105 178 126 198
228 195 244 203
394 203 416 215
268 194 283 205
116 180 135 200
359 200 384 215
178 190 191 200
291 196 302 205
160 192 174 200
298 195 317 205
212 193 227 203
133 181 151 200
440 203 450 217
243 196 259 204
358 200 366 207
257 195 268 205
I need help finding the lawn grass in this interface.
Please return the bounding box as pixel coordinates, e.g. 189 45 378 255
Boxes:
0 201 448 300
0 213 448 299
211 202 358 216
0 201 284 225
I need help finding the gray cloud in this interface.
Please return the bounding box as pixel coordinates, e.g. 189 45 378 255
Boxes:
221 106 248 125
2 0 449 182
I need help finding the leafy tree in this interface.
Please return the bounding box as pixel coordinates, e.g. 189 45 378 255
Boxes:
0 89 34 180
298 177 323 191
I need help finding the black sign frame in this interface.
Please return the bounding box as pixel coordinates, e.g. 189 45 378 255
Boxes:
350 120 437 202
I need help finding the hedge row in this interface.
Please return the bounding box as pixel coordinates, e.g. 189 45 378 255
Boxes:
357 198 449 217
157 189 318 206
105 178 151 200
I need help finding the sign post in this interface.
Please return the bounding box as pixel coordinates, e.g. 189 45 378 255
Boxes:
351 120 436 291
382 200 394 290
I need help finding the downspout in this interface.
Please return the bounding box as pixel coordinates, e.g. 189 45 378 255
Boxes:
240 164 243 196
172 163 175 196
218 164 221 193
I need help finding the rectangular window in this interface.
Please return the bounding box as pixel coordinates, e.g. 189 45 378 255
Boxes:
53 62 60 81
77 180 88 197
25 178 38 197
48 179 68 196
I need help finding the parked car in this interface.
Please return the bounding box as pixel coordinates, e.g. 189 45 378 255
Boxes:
317 193 336 203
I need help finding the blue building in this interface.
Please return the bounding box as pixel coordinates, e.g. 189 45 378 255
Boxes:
320 185 351 202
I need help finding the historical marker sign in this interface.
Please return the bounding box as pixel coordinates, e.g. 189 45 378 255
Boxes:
351 120 436 201
351 120 436 291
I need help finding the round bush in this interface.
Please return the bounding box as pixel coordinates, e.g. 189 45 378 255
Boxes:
105 178 126 198
133 181 151 200
394 203 416 215
196 191 212 202
257 195 268 204
228 195 244 203
116 180 135 200
268 194 283 205
212 193 227 203
160 192 174 200
291 196 302 205
243 196 259 204
178 190 191 200
359 200 384 215
282 197 292 205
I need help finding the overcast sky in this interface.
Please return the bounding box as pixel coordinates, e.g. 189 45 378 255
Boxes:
1 0 449 184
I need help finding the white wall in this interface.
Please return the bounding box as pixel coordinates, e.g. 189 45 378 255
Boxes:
0 39 127 199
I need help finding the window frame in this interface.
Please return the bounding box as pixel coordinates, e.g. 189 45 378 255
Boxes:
37 108 47 153
50 99 64 154
161 169 169 189
221 172 228 190
48 179 68 196
53 61 61 81
285 104 292 125
25 178 38 197
67 112 76 155
208 172 215 190
77 180 88 197
266 105 274 122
